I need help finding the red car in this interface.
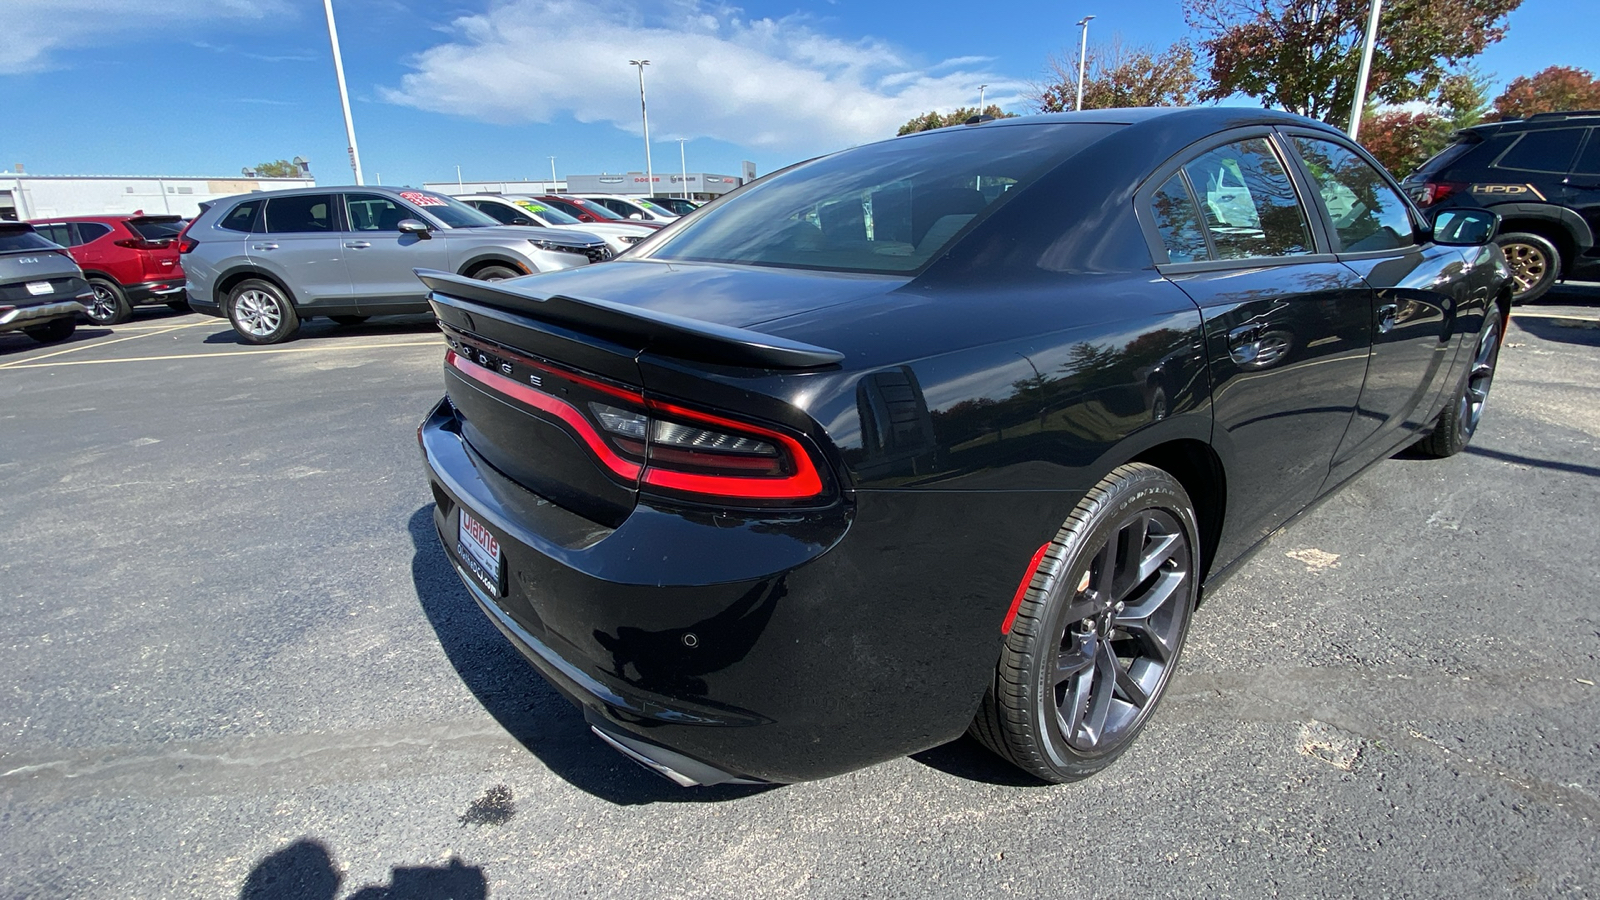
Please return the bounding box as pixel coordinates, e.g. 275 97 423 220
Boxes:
29 214 187 324
533 195 664 230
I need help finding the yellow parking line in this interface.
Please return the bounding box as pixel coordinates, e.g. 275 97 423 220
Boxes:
0 340 442 370
0 320 213 370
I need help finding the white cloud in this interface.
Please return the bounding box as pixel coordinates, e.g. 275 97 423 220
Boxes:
381 0 1030 157
0 0 292 75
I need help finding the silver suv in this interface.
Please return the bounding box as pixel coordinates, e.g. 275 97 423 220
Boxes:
181 186 612 343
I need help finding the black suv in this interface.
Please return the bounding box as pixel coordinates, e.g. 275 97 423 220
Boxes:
1404 110 1600 301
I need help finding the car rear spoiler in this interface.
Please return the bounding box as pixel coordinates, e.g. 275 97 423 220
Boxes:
415 269 845 370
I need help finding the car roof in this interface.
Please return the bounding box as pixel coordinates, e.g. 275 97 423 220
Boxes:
27 214 179 223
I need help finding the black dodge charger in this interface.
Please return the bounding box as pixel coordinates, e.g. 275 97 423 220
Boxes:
417 107 1510 786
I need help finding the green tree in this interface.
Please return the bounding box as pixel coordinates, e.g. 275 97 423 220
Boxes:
1186 0 1522 126
896 105 1017 135
1036 38 1201 112
1491 66 1600 120
253 159 302 178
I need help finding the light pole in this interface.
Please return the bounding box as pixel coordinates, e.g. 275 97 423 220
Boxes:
978 84 988 110
1347 0 1383 139
1075 15 1095 112
629 59 653 198
323 0 364 185
455 165 463 191
549 156 557 189
676 139 689 199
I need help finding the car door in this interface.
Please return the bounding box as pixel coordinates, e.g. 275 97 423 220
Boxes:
71 222 116 281
251 194 351 308
340 192 450 311
1143 133 1373 570
1283 132 1478 485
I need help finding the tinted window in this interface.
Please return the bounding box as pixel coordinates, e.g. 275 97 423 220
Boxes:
0 227 57 252
33 224 70 246
646 123 1118 274
1495 128 1584 173
129 218 184 240
514 199 580 225
76 222 113 243
264 194 336 233
571 198 626 220
1292 137 1415 252
345 193 409 231
1413 137 1479 178
1574 131 1600 176
219 200 260 233
1180 138 1313 260
1150 173 1211 263
471 201 522 225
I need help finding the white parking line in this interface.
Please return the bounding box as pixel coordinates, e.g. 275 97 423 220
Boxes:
0 340 441 370
0 320 213 370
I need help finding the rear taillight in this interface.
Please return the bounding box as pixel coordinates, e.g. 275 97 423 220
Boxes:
114 238 172 250
445 346 828 504
175 220 197 253
1410 181 1468 208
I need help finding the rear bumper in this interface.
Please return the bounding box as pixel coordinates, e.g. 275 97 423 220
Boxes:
123 280 187 304
0 297 90 331
418 396 1030 784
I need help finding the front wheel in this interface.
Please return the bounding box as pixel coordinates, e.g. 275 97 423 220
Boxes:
1414 307 1504 459
969 463 1200 783
227 279 300 345
470 265 521 282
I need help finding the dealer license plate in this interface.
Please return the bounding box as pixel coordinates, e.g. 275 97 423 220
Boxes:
457 509 503 596
26 281 52 296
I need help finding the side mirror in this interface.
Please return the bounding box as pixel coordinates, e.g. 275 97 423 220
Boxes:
1429 207 1498 246
397 218 431 238
512 217 534 226
628 213 644 220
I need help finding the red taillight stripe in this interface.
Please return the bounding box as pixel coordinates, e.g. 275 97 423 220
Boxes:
1000 542 1053 634
447 351 643 480
643 399 824 499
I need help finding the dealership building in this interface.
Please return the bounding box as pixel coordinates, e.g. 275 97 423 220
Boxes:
0 174 316 221
427 166 754 203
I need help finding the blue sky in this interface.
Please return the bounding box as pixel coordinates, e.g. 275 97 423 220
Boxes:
0 0 1592 187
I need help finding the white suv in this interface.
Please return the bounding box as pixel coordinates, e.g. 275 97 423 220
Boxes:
456 195 655 255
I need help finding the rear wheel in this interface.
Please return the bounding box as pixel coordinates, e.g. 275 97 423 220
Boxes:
1495 232 1560 303
85 278 131 325
1414 307 1503 459
227 279 299 344
23 317 76 343
970 463 1200 783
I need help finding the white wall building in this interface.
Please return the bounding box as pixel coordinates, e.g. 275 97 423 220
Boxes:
0 175 316 221
422 179 566 197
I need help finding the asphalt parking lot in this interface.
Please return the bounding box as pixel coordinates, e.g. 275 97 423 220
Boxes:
2 287 1598 898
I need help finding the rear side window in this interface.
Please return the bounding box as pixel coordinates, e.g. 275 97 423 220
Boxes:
1150 174 1211 263
1574 131 1600 176
1292 137 1415 252
1180 138 1313 260
1413 138 1478 178
76 222 112 243
33 224 70 246
0 228 56 252
220 200 262 233
264 194 336 233
1494 128 1584 173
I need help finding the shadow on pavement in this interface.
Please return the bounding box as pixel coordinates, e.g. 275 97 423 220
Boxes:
910 734 1053 787
202 315 439 345
406 505 772 805
1465 445 1600 479
1510 316 1600 347
239 838 487 900
0 325 113 357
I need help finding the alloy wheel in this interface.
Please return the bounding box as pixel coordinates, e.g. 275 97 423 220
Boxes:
1050 508 1191 754
87 284 119 324
1457 313 1502 440
234 289 283 337
1501 242 1548 296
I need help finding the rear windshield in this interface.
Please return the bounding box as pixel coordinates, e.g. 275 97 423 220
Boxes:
0 227 57 253
643 123 1118 274
129 217 184 240
1413 136 1480 178
514 199 582 226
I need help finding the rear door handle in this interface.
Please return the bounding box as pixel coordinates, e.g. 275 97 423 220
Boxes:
1377 303 1398 334
250 242 279 251
344 241 372 249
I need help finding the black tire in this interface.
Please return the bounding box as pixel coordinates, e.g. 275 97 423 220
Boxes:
970 463 1200 783
1414 306 1504 459
1495 231 1561 304
227 278 300 345
85 278 132 325
470 264 521 282
23 317 76 343
329 315 369 326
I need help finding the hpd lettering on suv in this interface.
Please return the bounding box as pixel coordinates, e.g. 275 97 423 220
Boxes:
181 186 611 343
1404 109 1600 302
